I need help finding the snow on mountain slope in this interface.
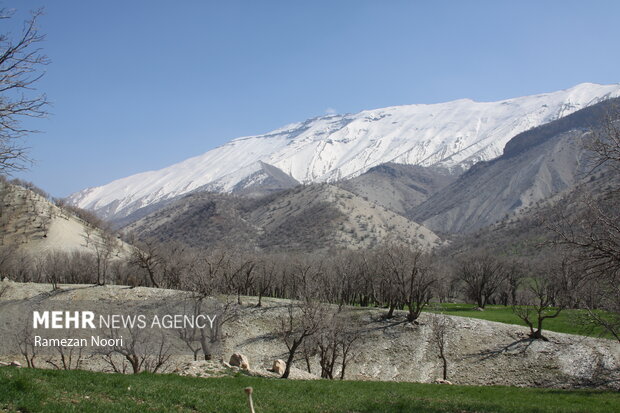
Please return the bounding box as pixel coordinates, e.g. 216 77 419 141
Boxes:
68 83 620 220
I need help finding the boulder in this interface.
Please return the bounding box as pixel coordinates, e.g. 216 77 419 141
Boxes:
271 359 286 375
434 378 452 385
9 361 21 367
229 353 250 370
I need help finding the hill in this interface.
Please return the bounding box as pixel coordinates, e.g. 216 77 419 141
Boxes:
122 183 441 251
0 178 131 258
1 281 618 389
338 163 457 217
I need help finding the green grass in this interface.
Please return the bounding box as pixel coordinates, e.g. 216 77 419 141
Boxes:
425 303 613 338
1 367 619 412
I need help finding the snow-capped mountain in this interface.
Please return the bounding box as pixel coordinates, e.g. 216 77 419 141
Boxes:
69 83 620 220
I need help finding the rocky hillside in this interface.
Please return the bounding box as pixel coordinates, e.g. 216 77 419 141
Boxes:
123 183 441 252
1 280 618 389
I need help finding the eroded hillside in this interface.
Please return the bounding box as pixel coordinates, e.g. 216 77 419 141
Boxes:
1 280 618 389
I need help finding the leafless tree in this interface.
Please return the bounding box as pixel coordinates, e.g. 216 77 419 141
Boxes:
497 259 524 307
42 251 65 290
0 244 17 278
455 254 506 309
331 252 361 308
3 248 32 282
228 256 255 305
585 109 620 174
429 310 451 380
45 345 84 370
131 239 163 288
100 327 171 374
376 245 435 322
432 261 457 304
278 298 326 378
177 293 238 360
316 309 361 380
254 255 277 307
512 259 569 340
15 323 37 368
0 8 49 173
65 250 96 284
289 256 324 301
92 232 116 286
159 242 192 289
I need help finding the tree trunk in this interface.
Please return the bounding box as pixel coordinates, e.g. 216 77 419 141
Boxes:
282 340 301 379
440 352 448 380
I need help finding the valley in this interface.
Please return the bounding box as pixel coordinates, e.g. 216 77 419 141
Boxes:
1 83 619 413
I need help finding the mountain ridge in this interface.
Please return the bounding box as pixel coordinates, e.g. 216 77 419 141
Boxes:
411 97 620 233
68 83 620 221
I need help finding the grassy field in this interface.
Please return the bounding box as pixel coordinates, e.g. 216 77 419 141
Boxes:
1 367 619 413
425 303 612 338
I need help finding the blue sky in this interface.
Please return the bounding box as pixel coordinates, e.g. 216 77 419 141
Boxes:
7 0 620 197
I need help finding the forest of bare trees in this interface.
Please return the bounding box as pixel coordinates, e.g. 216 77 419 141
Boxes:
0 237 615 341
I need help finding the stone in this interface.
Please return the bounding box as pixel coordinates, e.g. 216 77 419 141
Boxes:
271 359 286 375
434 378 452 385
229 353 250 370
9 361 21 367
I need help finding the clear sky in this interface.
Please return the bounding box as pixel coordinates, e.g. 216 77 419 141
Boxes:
7 0 620 197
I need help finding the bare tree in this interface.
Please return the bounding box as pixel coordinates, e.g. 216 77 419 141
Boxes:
429 310 451 381
0 244 17 278
455 254 506 309
316 309 361 380
497 259 524 307
100 327 171 374
45 346 84 370
159 242 192 289
15 323 37 368
228 257 255 306
42 250 65 290
131 239 162 288
585 110 620 174
92 232 116 286
278 299 326 379
177 293 238 361
512 259 569 340
255 255 277 307
375 245 435 322
0 8 49 173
